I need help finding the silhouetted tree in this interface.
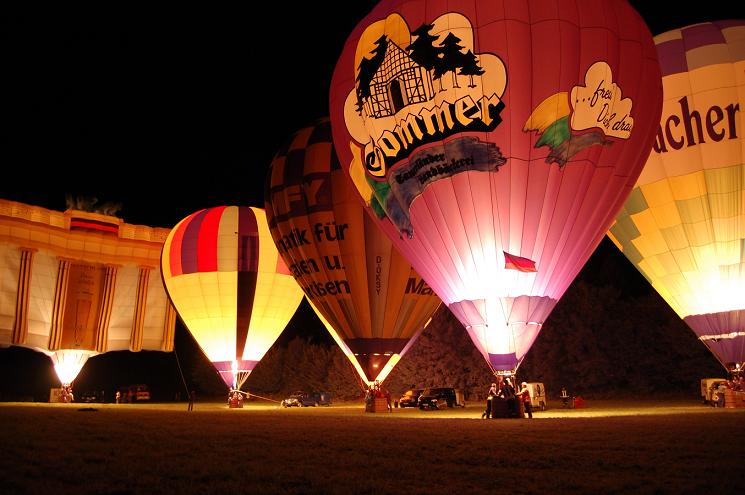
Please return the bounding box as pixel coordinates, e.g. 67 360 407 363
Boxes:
407 23 441 86
65 194 122 217
438 32 467 89
248 337 363 400
518 279 722 398
385 307 493 400
459 50 484 87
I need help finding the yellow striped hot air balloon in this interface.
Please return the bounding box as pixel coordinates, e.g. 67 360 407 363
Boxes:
609 20 745 372
161 206 303 390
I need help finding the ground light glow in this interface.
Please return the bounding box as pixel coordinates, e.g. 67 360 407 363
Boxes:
1 399 742 495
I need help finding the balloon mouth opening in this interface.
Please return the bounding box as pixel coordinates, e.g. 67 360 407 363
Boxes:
345 338 409 384
51 350 97 386
214 360 257 390
352 352 396 384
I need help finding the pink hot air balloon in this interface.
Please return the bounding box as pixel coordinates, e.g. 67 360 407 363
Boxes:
330 0 663 374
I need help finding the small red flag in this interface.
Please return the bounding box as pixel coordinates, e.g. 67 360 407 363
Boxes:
503 251 537 272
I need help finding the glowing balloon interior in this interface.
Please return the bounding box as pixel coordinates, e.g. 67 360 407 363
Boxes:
161 206 303 389
609 20 745 371
330 0 662 373
265 119 441 386
52 350 97 386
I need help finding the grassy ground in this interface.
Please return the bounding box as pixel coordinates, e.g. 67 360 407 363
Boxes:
1 399 742 494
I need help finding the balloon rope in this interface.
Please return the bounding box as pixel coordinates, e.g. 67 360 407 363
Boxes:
236 372 250 390
244 391 281 403
487 360 498 377
173 347 190 397
477 323 497 376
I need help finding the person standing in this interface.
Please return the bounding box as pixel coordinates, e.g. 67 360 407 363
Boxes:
501 377 517 417
518 382 533 419
482 383 498 419
115 390 121 404
188 390 196 411
716 382 727 408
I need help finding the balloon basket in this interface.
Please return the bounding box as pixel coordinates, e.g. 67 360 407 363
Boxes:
228 391 245 408
366 397 390 413
724 390 745 409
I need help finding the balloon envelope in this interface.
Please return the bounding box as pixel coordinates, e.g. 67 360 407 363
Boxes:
330 0 662 373
265 119 441 385
161 206 303 389
609 20 745 371
0 201 177 386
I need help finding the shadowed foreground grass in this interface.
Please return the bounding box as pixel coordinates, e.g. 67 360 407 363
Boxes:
0 400 742 494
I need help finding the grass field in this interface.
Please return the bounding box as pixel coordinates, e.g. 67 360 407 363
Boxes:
1 399 743 494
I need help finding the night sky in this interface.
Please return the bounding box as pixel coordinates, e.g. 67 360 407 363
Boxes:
1 3 743 395
2 3 741 226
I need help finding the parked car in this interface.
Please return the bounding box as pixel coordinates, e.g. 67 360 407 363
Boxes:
281 392 305 407
304 392 332 406
281 391 332 407
398 388 423 408
119 384 150 402
417 387 465 409
79 391 103 403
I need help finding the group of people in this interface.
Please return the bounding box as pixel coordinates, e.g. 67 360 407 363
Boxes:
711 376 744 408
227 390 245 408
59 386 74 403
481 377 532 419
364 381 393 412
730 376 745 391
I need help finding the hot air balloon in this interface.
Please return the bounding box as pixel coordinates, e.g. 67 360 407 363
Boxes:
0 200 177 387
161 206 303 390
609 20 745 372
330 0 663 375
265 119 441 386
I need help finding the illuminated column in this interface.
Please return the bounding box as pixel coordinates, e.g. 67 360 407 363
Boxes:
94 265 119 353
48 258 71 350
162 303 176 352
130 267 150 352
11 247 36 344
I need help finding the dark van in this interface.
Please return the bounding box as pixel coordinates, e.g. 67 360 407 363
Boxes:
417 387 465 409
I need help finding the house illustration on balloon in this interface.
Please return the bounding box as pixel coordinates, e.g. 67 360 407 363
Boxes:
344 14 509 237
354 23 486 119
357 35 433 118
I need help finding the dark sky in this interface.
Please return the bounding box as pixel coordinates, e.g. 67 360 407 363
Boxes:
2 3 742 228
2 5 379 227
